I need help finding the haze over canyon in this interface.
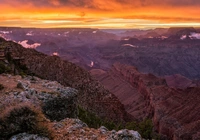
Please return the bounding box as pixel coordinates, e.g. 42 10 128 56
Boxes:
0 26 200 139
1 0 200 139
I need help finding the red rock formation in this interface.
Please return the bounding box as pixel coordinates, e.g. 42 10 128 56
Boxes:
91 62 200 139
165 74 193 89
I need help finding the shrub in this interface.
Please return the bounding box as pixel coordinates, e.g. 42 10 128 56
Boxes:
0 62 11 74
19 71 27 77
138 119 153 138
125 118 158 139
78 106 122 130
0 104 54 139
78 106 102 128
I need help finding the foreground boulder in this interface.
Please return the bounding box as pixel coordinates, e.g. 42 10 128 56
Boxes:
10 133 49 140
42 93 77 121
51 118 142 140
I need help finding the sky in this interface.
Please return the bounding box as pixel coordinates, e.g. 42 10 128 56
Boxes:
0 0 200 29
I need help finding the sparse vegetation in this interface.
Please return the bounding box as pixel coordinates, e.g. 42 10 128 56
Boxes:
126 118 160 139
0 61 11 74
0 104 54 139
12 61 29 76
78 106 121 130
19 71 27 77
78 106 158 139
78 106 103 128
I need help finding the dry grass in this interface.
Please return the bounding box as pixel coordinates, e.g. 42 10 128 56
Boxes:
0 103 54 139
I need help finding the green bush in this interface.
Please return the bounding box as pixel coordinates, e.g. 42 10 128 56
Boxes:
138 119 153 138
125 118 160 139
78 106 103 128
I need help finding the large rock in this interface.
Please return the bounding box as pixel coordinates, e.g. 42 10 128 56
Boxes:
9 133 49 140
107 129 142 140
42 91 78 121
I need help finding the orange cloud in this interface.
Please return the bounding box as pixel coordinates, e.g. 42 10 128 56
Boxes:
0 0 200 28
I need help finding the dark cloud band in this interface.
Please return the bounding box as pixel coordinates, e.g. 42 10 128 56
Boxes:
1 0 200 9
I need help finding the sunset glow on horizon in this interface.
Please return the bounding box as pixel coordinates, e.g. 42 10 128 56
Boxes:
0 0 200 29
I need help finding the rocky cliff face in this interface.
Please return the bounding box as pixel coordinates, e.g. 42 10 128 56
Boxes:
91 63 200 139
0 74 142 140
0 38 132 123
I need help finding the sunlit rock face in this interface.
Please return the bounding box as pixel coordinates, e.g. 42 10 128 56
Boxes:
18 40 41 48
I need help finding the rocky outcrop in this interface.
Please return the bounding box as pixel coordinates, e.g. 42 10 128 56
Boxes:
10 133 49 140
51 118 142 140
2 38 132 123
92 62 200 139
107 129 142 140
0 74 142 140
42 94 77 121
0 74 78 121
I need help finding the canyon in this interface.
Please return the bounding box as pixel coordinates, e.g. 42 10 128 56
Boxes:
91 63 200 139
1 27 200 139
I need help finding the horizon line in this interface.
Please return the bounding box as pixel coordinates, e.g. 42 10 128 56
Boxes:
0 26 200 30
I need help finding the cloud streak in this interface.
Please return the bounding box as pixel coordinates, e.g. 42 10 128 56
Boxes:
0 0 200 28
